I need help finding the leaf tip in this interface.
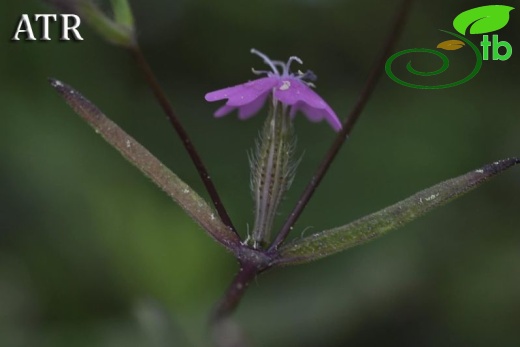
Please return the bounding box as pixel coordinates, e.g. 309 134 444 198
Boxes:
48 79 77 101
48 78 63 89
479 158 520 177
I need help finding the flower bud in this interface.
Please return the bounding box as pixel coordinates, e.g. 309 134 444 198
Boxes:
249 98 298 249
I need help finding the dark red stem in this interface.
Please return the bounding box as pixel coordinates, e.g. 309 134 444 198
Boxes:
130 46 238 235
211 262 259 322
270 0 414 251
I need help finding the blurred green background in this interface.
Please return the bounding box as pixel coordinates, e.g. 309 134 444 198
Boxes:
2 0 520 346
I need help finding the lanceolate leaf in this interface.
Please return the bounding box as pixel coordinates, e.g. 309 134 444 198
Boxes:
277 159 519 265
49 79 241 253
453 5 515 35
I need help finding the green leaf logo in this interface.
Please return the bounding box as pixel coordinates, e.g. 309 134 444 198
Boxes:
437 39 465 51
453 5 514 35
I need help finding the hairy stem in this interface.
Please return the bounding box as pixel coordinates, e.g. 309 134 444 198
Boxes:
210 245 274 345
270 0 414 251
130 46 238 235
211 263 259 322
210 263 259 347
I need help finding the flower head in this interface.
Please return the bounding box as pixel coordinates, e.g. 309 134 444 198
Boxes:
205 49 342 132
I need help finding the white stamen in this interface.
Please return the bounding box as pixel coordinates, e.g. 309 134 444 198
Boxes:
285 56 303 75
250 49 315 83
288 56 303 65
272 61 286 72
251 48 280 75
279 80 291 90
251 68 271 75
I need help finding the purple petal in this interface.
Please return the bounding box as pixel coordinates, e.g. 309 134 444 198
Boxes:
290 101 340 130
277 78 342 131
214 105 236 118
238 92 270 119
273 77 328 109
205 77 278 107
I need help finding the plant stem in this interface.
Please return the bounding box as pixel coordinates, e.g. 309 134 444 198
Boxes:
210 263 260 347
211 262 259 322
270 0 414 251
210 246 273 346
130 46 238 235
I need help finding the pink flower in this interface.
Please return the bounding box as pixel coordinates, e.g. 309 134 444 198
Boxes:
205 49 342 132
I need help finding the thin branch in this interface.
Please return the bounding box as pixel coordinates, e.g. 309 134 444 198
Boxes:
211 263 259 322
130 46 238 235
270 0 414 251
209 262 258 347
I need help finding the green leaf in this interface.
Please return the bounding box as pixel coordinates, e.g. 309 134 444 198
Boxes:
43 0 136 47
110 0 135 29
78 1 136 47
277 159 519 265
49 79 242 253
453 5 514 35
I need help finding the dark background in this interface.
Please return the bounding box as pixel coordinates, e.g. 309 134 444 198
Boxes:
1 0 519 346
